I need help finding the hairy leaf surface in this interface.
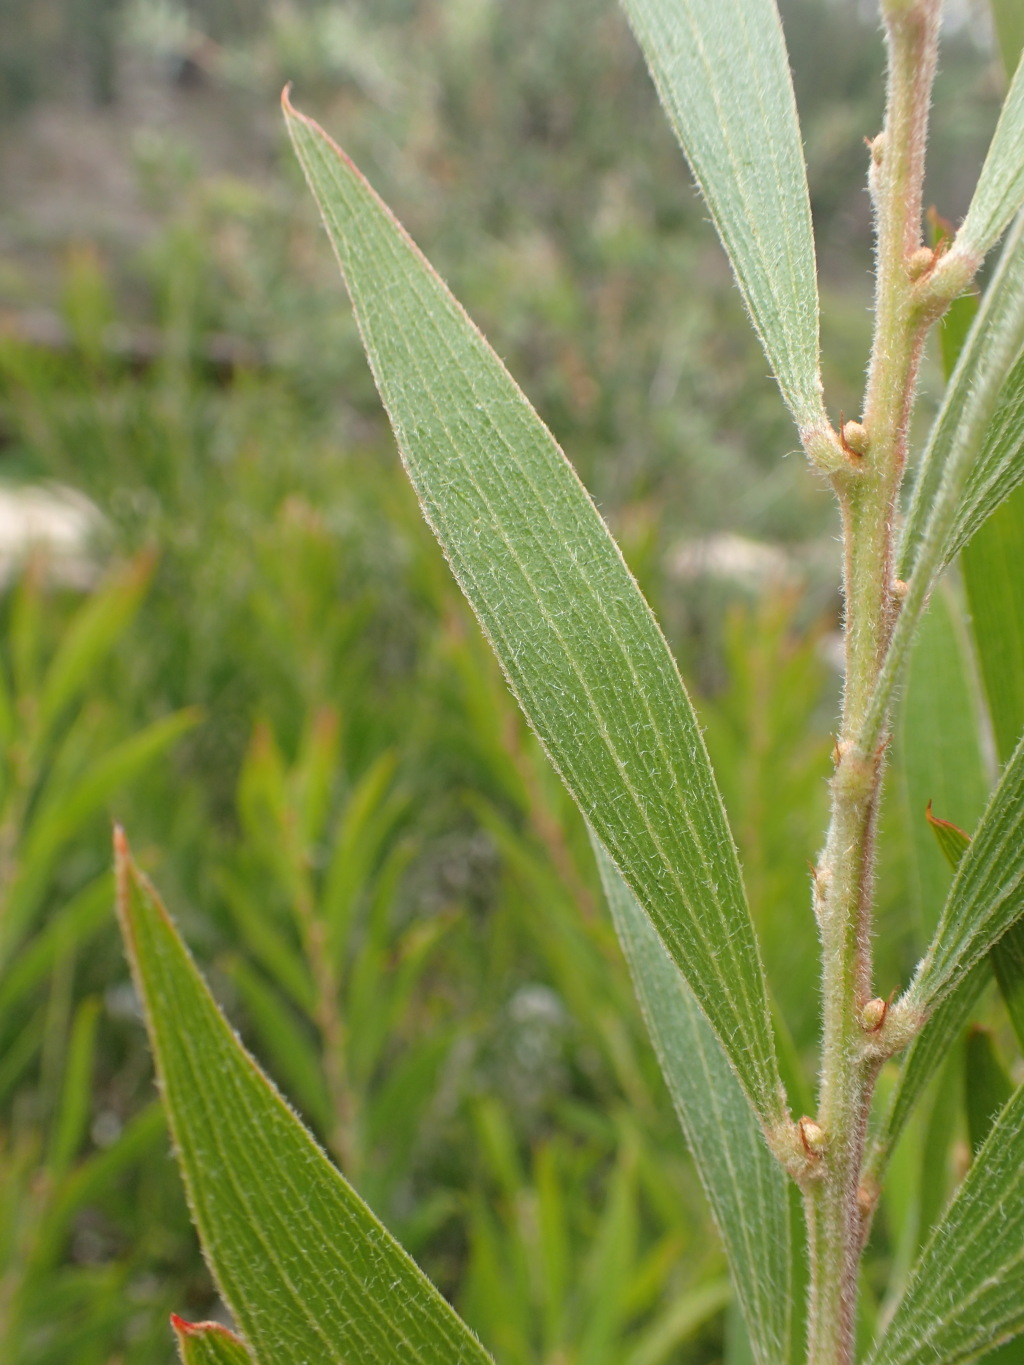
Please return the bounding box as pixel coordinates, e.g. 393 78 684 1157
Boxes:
619 0 822 432
959 51 1024 260
115 833 494 1365
592 837 793 1365
869 1081 1024 1365
283 95 784 1128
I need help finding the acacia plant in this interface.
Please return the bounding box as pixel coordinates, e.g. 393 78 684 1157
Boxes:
114 1 1024 1362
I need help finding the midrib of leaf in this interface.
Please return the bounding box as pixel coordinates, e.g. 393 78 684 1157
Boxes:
287 101 784 1128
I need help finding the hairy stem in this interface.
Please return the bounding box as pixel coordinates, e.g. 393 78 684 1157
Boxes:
804 3 942 1361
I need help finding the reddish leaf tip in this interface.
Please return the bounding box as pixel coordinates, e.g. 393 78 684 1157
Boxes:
924 801 970 840
171 1314 238 1340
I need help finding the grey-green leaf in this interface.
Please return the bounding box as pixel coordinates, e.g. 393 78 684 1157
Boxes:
115 830 494 1365
592 835 793 1365
908 731 1024 1024
868 1081 1024 1365
958 51 1024 260
283 95 784 1129
620 0 823 433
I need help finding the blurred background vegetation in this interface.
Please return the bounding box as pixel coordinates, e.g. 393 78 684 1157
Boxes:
0 2 1015 1361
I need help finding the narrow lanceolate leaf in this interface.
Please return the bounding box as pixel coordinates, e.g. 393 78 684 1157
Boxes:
908 731 1024 1024
115 832 493 1365
592 836 792 1365
619 0 823 433
171 1317 254 1365
283 95 784 1129
868 1082 1024 1365
958 51 1024 260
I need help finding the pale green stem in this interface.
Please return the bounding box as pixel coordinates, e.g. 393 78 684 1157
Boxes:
804 4 943 1362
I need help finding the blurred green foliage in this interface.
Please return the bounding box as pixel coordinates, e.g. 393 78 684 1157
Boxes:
0 1 1016 1361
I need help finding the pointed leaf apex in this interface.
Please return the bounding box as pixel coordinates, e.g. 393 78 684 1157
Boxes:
925 800 972 871
170 1316 239 1339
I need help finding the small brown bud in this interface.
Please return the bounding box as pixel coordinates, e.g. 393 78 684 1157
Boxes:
907 246 935 281
799 1117 827 1156
861 997 887 1032
842 419 869 456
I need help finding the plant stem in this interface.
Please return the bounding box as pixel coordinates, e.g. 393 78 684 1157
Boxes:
805 3 943 1361
291 861 361 1176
